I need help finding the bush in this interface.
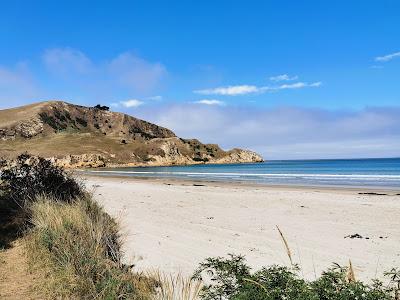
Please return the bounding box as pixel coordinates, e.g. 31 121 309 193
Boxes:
312 264 392 300
193 255 395 300
0 154 85 247
1 154 84 204
193 157 209 162
26 196 154 299
94 104 110 111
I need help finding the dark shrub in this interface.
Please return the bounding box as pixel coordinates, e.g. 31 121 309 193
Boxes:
39 112 67 131
94 104 110 111
193 157 209 162
0 154 85 247
1 153 84 204
76 117 88 127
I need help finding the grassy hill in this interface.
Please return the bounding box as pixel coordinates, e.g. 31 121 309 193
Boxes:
0 101 262 167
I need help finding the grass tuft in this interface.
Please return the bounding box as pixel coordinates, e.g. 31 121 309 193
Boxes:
25 196 155 299
151 271 202 300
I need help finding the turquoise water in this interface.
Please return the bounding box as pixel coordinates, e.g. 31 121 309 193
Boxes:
88 158 400 188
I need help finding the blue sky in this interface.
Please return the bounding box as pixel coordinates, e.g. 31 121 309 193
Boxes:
1 1 399 159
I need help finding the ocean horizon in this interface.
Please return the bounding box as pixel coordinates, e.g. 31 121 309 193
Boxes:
88 157 400 189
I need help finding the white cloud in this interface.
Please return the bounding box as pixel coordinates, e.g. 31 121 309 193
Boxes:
194 85 259 96
263 81 322 91
195 99 225 106
120 99 144 108
269 74 298 81
108 52 167 92
375 51 400 62
43 48 93 74
309 81 322 87
195 81 322 96
133 104 400 159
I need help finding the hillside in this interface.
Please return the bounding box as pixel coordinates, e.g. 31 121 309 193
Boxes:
0 101 263 168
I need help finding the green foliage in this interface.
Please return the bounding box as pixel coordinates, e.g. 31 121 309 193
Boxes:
193 254 251 299
193 255 395 300
312 264 392 300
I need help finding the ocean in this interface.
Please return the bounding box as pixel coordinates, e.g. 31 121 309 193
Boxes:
88 158 400 189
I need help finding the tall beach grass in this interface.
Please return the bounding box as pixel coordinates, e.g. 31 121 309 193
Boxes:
25 196 155 299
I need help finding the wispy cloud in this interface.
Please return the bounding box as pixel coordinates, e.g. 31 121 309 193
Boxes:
375 51 400 62
194 99 225 106
269 81 322 90
194 81 322 96
194 85 259 96
108 52 167 92
43 48 93 74
269 74 298 82
41 48 167 97
147 95 163 101
120 99 144 108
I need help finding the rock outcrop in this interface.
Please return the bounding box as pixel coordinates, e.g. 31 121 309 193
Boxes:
0 101 263 168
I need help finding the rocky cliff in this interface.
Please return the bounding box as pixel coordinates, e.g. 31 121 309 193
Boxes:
0 101 263 168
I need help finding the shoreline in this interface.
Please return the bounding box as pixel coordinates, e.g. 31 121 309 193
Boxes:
85 174 400 281
81 173 400 194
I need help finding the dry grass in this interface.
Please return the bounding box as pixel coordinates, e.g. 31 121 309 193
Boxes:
25 196 156 299
347 259 356 283
276 225 293 266
151 271 202 300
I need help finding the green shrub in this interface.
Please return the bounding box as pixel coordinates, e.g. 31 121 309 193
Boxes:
193 255 395 300
193 254 251 299
312 264 392 300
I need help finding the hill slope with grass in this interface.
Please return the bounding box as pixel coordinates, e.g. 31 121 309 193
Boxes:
0 101 262 168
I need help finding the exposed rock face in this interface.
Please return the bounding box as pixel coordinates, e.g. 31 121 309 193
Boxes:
0 101 263 168
15 118 44 138
1 118 44 140
49 154 106 169
214 149 263 164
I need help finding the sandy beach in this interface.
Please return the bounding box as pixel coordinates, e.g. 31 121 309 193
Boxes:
86 175 400 281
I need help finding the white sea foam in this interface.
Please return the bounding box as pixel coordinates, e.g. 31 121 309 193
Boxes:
88 170 400 180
